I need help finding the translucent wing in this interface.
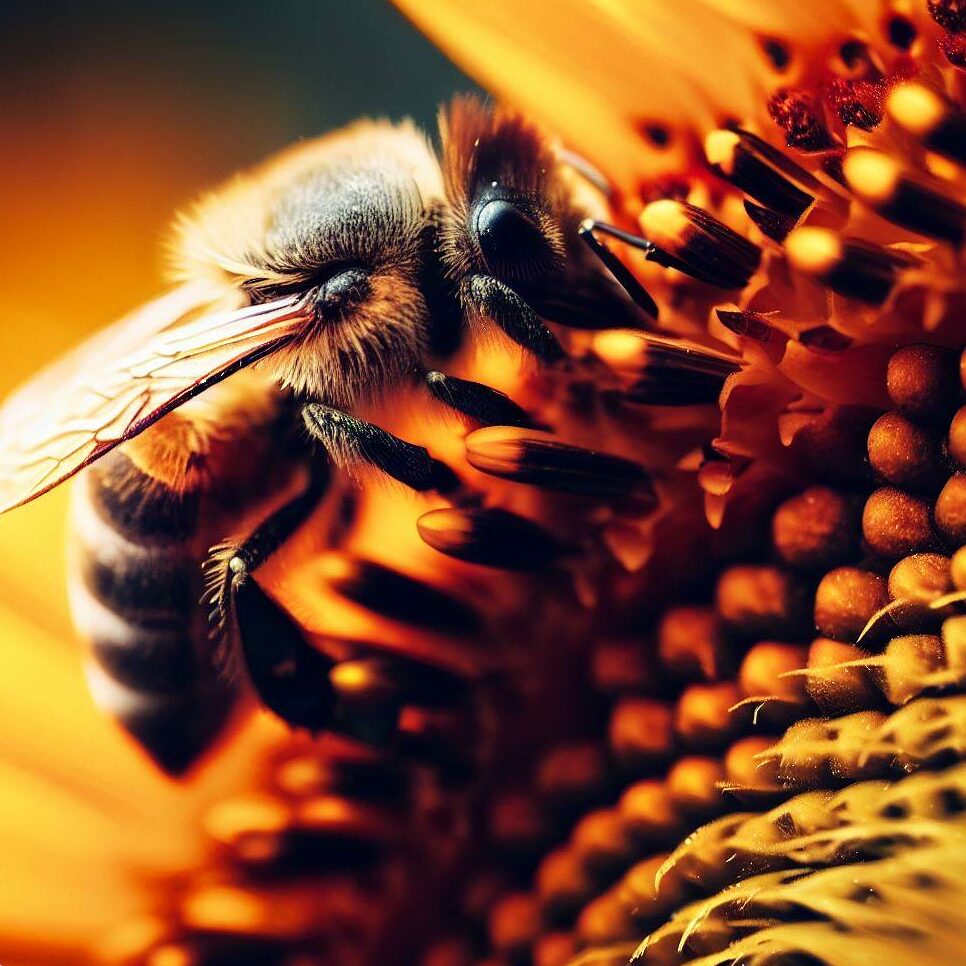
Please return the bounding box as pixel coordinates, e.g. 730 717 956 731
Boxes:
0 283 311 513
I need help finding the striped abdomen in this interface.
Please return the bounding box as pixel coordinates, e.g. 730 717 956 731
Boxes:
67 448 237 775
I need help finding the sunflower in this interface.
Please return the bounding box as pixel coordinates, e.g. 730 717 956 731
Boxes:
0 1 965 965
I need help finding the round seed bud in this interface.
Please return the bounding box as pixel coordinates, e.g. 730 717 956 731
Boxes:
942 616 966 674
462 870 509 926
618 780 685 847
657 606 728 680
609 698 675 772
576 889 639 946
533 932 577 966
952 546 966 589
862 487 936 558
536 742 610 812
490 792 548 861
591 638 657 696
814 567 890 641
571 808 637 880
665 755 727 816
887 553 953 630
867 411 942 490
791 405 875 486
878 634 944 705
805 638 879 713
949 406 966 467
936 473 966 545
537 847 595 925
716 564 810 640
738 641 809 702
674 681 742 749
724 736 781 791
887 344 959 423
489 893 542 961
772 487 859 570
422 939 474 966
618 852 685 925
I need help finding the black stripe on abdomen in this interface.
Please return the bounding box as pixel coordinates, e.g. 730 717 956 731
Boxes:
68 455 235 775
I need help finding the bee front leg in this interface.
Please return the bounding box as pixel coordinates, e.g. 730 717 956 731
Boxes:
203 468 335 729
204 467 328 637
463 274 566 362
302 403 460 494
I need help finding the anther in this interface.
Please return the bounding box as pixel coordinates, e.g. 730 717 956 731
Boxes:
887 82 966 166
639 200 762 289
785 226 917 305
843 147 965 245
592 329 740 406
465 425 656 505
705 128 820 221
417 507 568 571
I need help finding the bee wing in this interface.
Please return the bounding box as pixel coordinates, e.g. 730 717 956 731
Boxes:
0 284 311 514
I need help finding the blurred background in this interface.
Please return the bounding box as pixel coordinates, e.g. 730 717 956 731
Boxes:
0 7 476 953
0 0 475 642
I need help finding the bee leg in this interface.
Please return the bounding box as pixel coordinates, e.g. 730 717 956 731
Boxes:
462 274 567 361
202 469 337 730
424 370 538 429
302 403 461 495
230 574 336 731
203 467 328 639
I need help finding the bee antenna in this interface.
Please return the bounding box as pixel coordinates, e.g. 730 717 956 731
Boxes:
578 219 660 320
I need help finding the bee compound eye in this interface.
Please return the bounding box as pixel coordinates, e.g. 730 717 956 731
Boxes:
474 197 550 274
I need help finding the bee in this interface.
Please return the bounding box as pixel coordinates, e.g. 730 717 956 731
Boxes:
0 97 650 775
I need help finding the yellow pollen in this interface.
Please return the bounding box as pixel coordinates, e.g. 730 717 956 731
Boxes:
203 793 290 843
147 946 196 966
299 794 354 826
182 886 265 932
640 199 691 247
704 130 740 175
785 227 843 276
329 661 373 694
591 330 644 369
887 82 945 137
843 148 900 204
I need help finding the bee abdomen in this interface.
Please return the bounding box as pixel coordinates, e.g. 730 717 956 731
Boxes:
68 450 235 775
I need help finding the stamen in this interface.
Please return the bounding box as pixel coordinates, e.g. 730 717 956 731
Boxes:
639 200 762 290
743 201 797 242
784 226 917 305
593 330 741 405
715 308 779 343
417 507 568 571
843 147 965 246
317 552 482 637
464 426 656 504
705 128 817 220
886 82 966 166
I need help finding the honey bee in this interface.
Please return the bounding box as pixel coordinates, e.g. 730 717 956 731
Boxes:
0 97 649 775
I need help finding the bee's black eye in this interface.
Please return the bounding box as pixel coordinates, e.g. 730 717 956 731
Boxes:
473 196 552 278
